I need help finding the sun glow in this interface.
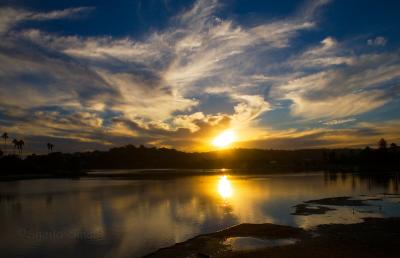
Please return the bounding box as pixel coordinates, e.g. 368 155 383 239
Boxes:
218 175 233 199
212 130 235 148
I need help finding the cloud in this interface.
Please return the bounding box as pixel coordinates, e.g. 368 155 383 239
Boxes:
110 112 232 151
288 89 389 119
367 36 387 47
231 95 271 126
290 37 355 68
11 0 326 124
0 6 94 34
0 41 115 111
0 0 399 152
29 7 95 20
277 49 400 119
322 118 356 126
237 119 400 149
95 70 198 121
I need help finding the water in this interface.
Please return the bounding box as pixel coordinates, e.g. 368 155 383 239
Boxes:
0 171 399 257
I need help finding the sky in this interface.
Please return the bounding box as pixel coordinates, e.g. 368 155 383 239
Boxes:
0 0 400 153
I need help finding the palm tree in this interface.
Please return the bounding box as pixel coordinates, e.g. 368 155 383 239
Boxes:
18 140 24 155
1 132 8 145
47 143 54 153
12 139 24 155
1 132 8 154
12 139 18 154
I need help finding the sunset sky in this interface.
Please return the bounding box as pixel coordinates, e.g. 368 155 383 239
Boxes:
0 0 399 153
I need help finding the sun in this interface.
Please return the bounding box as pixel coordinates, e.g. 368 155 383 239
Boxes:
212 130 235 148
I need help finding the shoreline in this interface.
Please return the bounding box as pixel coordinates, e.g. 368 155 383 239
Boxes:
1 169 399 181
144 217 400 258
144 194 400 258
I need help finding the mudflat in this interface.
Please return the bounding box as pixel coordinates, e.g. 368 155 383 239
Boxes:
145 217 400 258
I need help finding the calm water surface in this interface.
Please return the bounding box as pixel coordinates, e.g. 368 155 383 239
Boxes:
0 171 399 257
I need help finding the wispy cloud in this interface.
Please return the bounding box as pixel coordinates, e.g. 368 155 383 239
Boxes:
290 37 355 68
237 119 400 149
0 6 94 34
277 50 400 119
367 36 387 47
11 0 327 122
0 0 399 152
322 118 356 126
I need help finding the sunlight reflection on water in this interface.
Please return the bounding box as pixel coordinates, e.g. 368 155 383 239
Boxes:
218 175 233 199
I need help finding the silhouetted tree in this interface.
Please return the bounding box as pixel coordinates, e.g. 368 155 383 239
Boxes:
12 139 18 154
378 138 387 150
18 140 24 154
47 143 54 153
1 137 400 175
1 132 8 155
1 132 8 145
12 139 24 155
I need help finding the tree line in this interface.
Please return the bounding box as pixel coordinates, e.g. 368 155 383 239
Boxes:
0 132 399 176
1 132 54 156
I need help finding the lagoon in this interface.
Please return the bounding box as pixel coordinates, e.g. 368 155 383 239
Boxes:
0 171 399 258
